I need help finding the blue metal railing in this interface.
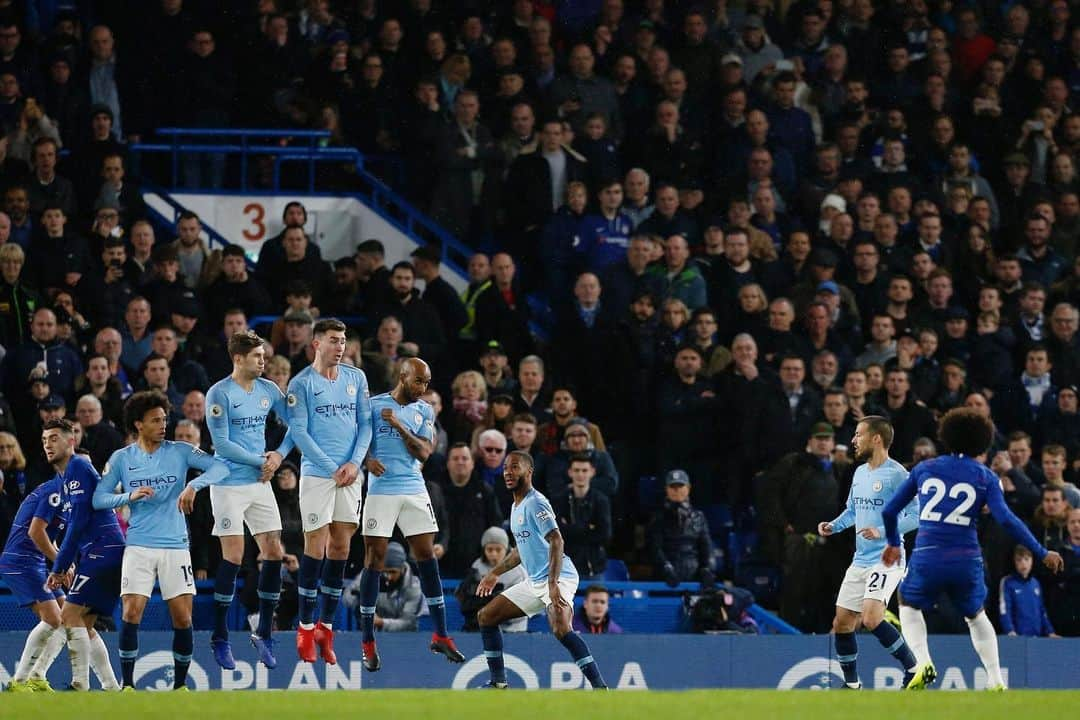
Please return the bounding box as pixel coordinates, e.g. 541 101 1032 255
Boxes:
130 128 551 339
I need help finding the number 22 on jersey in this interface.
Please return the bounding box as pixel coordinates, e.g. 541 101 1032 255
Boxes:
919 478 977 526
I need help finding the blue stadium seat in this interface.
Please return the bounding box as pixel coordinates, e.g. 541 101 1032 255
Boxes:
637 475 661 512
603 559 629 582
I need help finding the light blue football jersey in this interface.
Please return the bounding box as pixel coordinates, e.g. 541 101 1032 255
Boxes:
367 393 435 496
205 376 294 486
286 364 372 478
510 487 578 584
829 458 920 567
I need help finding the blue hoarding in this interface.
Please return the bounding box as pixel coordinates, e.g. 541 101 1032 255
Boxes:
0 632 1077 690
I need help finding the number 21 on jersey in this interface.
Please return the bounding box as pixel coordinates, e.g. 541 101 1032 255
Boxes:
919 478 977 526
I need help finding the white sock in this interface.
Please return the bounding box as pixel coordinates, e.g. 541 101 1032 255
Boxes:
66 627 91 691
966 613 1005 688
89 632 120 690
30 628 68 680
899 606 932 666
14 622 59 682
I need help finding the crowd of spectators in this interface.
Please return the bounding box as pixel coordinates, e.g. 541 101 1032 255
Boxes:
1 0 1080 636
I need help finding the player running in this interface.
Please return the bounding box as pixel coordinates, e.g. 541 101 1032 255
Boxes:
475 450 607 689
818 416 921 689
287 319 372 664
205 330 294 669
357 357 463 671
43 419 130 691
882 407 1065 690
95 390 229 691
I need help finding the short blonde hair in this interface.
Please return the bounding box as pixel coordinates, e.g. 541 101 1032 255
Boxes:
0 243 24 263
0 431 26 470
451 370 487 401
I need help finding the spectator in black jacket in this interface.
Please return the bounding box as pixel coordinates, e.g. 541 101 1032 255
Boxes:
373 261 447 368
74 393 122 471
881 367 938 465
0 242 38 350
474 253 533 365
656 344 720 502
438 442 503 579
411 246 468 348
27 203 89 297
149 325 209 395
648 469 714 586
257 226 333 309
205 244 273 332
175 28 236 190
554 454 612 579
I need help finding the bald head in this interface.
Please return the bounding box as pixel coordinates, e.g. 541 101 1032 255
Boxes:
398 357 433 401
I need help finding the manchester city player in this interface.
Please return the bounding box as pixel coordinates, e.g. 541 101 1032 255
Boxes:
43 419 130 691
0 476 67 691
818 416 921 689
205 330 294 669
475 450 607 689
287 318 372 665
883 407 1065 690
95 390 230 691
357 357 463 671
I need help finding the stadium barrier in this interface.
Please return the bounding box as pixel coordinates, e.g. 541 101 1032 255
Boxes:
0 632 1076 690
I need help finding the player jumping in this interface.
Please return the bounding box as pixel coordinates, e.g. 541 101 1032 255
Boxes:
358 357 464 671
818 416 921 689
882 407 1065 690
96 390 230 690
475 450 607 690
287 319 372 664
205 330 294 669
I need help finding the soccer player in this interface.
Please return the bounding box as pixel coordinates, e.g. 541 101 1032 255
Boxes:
95 390 230 691
474 450 607 689
357 357 463 671
0 476 68 691
43 419 130 691
882 407 1065 690
818 416 921 689
287 319 372 664
205 330 295 669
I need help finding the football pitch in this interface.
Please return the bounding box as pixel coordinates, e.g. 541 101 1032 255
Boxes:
2 689 1079 719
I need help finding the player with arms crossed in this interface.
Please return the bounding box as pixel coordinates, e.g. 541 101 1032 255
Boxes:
43 420 130 691
882 407 1065 690
475 450 607 689
818 416 922 689
0 474 70 691
95 390 230 690
205 330 295 669
287 319 372 664
357 357 463 671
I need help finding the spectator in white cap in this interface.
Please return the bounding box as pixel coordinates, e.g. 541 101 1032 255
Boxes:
735 15 783 82
454 527 527 632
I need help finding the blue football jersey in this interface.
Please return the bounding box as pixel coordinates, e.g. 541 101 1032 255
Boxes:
52 455 123 574
510 487 578 584
884 454 1047 561
367 394 435 496
286 364 372 478
96 441 229 549
829 458 920 567
205 376 294 486
0 478 66 564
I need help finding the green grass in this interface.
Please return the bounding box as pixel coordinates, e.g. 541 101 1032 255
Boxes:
2 689 1079 720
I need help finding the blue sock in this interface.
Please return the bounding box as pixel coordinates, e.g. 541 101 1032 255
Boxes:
319 559 346 626
297 554 322 627
836 631 859 685
871 621 918 671
213 560 241 641
256 560 282 639
480 625 506 684
173 626 193 689
559 632 606 688
358 568 380 643
417 558 448 637
119 621 138 688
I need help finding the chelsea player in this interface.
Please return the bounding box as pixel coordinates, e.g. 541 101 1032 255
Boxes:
475 450 607 689
287 318 372 665
882 407 1065 690
818 416 921 689
357 357 463 671
95 390 230 691
43 419 133 691
205 330 294 669
0 476 67 691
